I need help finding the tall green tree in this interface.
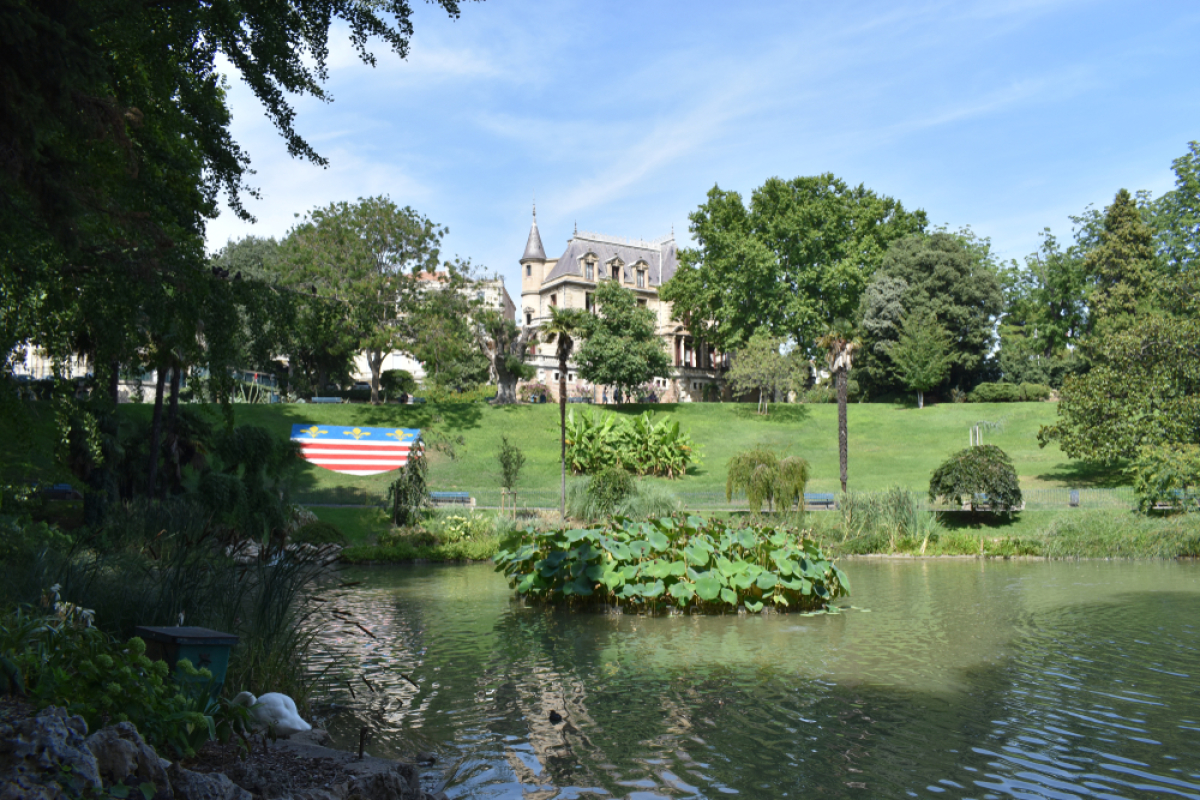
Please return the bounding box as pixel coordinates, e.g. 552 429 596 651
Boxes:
280 197 446 404
477 312 536 405
1151 141 1200 280
887 310 954 409
1083 189 1159 334
662 176 926 357
541 307 589 518
873 232 1004 390
574 280 671 400
1039 315 1200 463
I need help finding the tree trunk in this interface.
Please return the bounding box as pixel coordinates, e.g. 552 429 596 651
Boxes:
837 367 848 493
368 350 384 404
559 357 568 519
917 389 924 410
147 363 167 498
107 358 120 406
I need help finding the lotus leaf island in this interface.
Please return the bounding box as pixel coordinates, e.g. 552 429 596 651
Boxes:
494 516 850 613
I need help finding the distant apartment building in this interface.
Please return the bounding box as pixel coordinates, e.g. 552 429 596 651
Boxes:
519 207 725 402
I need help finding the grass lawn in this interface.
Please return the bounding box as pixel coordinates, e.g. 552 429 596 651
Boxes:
187 399 1124 505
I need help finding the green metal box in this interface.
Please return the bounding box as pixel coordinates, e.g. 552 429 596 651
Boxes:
134 626 239 696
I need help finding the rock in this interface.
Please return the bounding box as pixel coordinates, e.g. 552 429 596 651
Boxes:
340 768 422 800
167 763 252 800
85 720 172 797
0 706 101 800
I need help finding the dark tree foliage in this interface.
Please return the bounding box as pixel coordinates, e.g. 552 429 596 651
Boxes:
874 232 1004 391
1084 189 1159 334
928 445 1022 514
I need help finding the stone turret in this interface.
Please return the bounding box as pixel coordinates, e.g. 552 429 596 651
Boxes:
520 204 547 326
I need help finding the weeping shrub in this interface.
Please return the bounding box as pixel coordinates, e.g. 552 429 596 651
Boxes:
929 444 1022 513
725 447 809 514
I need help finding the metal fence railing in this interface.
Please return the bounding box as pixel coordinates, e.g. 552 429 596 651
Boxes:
294 486 1139 513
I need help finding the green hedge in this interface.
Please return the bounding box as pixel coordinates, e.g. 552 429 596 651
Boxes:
494 515 849 613
968 382 1051 403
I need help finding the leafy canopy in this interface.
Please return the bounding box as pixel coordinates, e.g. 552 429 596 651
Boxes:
575 280 670 397
662 175 926 356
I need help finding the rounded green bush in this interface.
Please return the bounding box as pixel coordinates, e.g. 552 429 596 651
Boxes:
928 444 1022 512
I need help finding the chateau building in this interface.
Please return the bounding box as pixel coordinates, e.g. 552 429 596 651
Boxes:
519 207 725 402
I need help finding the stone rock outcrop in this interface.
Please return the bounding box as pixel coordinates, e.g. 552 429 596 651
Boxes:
0 707 101 800
86 720 172 797
167 762 252 800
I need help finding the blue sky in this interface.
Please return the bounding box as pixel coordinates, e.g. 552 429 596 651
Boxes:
207 0 1200 294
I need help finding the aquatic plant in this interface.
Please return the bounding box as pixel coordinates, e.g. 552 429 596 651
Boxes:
494 515 849 613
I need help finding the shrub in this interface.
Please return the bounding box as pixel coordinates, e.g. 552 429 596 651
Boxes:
387 451 431 526
0 607 213 756
969 382 1051 402
832 487 940 553
566 476 680 521
588 466 635 515
1132 443 1200 514
496 435 526 494
518 382 550 402
565 410 697 478
929 444 1022 513
725 447 809 514
380 369 416 397
421 384 498 403
494 515 849 614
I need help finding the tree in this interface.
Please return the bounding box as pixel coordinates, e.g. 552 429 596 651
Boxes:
541 307 589 518
1038 315 1200 463
496 435 527 509
725 334 803 414
662 176 926 357
477 311 536 405
854 274 909 395
1083 189 1160 335
887 311 954 409
873 232 1004 391
574 280 670 401
929 445 1022 515
280 197 446 404
816 325 859 493
1152 141 1200 279
408 279 490 394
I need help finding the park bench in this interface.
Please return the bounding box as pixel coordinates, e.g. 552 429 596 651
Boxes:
430 491 475 509
567 397 592 404
804 492 836 510
962 493 1025 512
310 396 343 404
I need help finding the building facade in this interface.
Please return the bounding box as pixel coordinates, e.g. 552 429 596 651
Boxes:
519 208 724 402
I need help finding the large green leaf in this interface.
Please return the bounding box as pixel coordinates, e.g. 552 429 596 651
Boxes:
668 560 688 577
684 543 710 566
720 587 737 605
745 600 764 613
694 573 722 601
668 581 696 603
647 530 670 552
642 579 665 598
736 530 758 549
755 572 777 591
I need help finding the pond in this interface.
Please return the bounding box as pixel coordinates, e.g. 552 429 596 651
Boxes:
311 559 1200 799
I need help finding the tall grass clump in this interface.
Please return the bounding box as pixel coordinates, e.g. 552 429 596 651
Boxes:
1038 510 1200 559
825 487 942 554
566 473 680 521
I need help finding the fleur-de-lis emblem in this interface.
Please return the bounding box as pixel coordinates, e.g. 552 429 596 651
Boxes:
344 427 370 440
299 425 327 438
386 429 413 442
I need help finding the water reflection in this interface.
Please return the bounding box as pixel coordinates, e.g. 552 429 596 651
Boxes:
311 560 1200 799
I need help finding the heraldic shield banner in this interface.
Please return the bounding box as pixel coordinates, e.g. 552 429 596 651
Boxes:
290 424 421 476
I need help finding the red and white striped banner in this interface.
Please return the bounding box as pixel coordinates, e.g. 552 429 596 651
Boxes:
290 424 421 476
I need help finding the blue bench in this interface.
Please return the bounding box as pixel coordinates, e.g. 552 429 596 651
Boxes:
567 397 592 403
804 493 836 509
311 396 343 404
430 491 474 508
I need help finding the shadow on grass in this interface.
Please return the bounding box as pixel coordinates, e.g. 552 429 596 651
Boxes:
936 511 1024 532
729 404 812 424
1036 460 1131 488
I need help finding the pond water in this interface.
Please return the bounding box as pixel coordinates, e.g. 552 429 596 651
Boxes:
312 560 1200 799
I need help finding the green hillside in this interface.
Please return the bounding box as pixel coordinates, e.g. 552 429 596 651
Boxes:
187 400 1117 505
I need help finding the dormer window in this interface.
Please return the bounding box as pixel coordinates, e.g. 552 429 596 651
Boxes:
585 261 594 281
636 269 645 288
611 263 621 282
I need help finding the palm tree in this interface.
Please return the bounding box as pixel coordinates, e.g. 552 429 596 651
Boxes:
817 324 860 493
541 307 588 518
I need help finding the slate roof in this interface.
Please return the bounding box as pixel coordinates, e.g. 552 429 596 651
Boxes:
544 232 678 286
521 212 547 261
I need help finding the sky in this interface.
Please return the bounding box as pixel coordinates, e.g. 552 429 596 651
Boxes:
206 0 1200 297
